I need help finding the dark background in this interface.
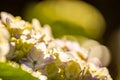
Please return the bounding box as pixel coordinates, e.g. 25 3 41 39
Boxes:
0 0 120 79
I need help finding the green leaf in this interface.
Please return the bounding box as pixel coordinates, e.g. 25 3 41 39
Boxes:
24 1 106 40
50 21 86 38
0 62 39 80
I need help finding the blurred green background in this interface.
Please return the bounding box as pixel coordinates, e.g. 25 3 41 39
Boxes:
0 0 120 80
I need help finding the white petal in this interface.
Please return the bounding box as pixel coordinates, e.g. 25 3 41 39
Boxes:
32 18 42 31
89 45 111 66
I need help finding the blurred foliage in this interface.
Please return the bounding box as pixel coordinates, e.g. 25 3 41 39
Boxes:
108 27 120 80
24 1 106 40
0 62 39 80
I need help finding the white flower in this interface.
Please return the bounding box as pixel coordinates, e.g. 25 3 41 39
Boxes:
0 22 10 39
41 25 53 41
64 40 88 59
20 42 55 71
58 52 74 62
32 18 42 32
0 34 9 62
0 23 10 62
20 29 42 44
89 45 111 66
48 39 88 60
1 12 26 30
9 20 25 29
0 12 14 24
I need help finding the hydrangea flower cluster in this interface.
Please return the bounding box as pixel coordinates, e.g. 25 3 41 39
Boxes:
0 12 112 80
